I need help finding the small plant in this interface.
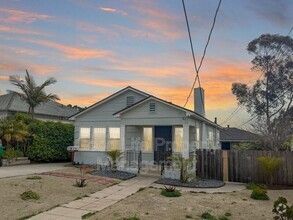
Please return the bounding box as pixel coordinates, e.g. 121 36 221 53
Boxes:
76 166 90 187
138 187 146 192
250 188 269 200
161 188 181 197
123 216 140 220
224 212 232 217
105 150 123 172
20 190 40 200
2 148 23 161
272 197 293 220
26 176 42 180
185 214 193 218
201 212 217 220
245 182 266 190
168 156 195 183
258 156 283 185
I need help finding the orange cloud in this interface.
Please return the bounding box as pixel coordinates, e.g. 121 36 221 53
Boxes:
0 75 9 80
0 8 51 24
27 39 113 60
77 22 118 37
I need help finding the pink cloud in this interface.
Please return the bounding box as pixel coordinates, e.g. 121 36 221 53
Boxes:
100 7 127 16
0 25 45 35
0 7 51 24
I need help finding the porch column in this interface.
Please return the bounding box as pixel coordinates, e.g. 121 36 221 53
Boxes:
183 124 189 158
120 125 126 152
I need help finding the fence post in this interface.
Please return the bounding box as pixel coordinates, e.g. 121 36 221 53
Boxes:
223 150 229 182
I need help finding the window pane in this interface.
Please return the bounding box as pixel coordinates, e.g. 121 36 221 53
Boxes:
174 127 183 152
143 127 153 152
80 128 90 149
109 128 120 150
93 128 106 151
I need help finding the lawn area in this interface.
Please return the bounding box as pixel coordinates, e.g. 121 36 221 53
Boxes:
88 187 293 220
0 167 120 220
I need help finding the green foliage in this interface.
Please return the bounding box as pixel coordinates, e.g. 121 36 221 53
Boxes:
250 188 269 200
20 190 40 200
201 212 217 220
168 156 195 183
258 156 283 185
185 214 193 218
10 70 59 119
123 216 140 220
160 188 181 197
273 197 293 220
28 120 74 162
105 150 123 172
224 212 232 217
26 176 42 180
0 116 29 148
2 148 23 159
245 182 266 190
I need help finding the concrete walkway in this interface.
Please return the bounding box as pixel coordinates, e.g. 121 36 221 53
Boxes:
29 176 157 220
0 163 69 178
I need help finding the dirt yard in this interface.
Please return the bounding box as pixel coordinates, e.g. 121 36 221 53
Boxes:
0 167 119 220
88 187 293 220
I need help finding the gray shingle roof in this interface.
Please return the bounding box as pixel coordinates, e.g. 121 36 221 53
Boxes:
0 93 78 118
220 127 261 142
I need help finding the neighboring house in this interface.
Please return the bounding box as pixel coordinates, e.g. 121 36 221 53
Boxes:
220 126 261 150
0 92 78 123
70 86 221 166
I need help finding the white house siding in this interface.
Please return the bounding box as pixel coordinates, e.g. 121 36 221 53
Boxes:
0 111 8 119
75 90 147 122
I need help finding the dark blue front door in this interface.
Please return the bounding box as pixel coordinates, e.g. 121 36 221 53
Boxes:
154 126 172 164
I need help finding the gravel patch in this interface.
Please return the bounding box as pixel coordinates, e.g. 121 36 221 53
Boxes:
155 178 225 188
91 170 137 180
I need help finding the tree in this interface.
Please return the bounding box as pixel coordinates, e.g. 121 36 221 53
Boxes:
0 116 29 148
9 70 60 119
232 34 293 150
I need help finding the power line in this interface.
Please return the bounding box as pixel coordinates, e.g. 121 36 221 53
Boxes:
182 0 222 107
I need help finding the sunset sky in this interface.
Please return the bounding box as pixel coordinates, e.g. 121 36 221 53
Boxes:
0 0 292 127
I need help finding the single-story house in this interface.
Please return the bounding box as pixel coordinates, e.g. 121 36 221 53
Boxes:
70 86 221 167
220 126 261 150
0 92 78 123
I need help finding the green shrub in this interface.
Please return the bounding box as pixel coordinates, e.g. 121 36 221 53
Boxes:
251 188 269 200
200 212 217 220
26 176 42 180
258 156 283 185
224 212 232 217
2 148 23 159
28 120 74 162
160 188 181 197
246 182 266 190
123 216 140 220
20 190 40 200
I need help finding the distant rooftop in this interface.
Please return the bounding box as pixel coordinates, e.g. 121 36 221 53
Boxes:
220 127 261 142
0 92 78 118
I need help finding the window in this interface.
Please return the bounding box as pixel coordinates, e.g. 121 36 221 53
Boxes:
149 102 156 112
174 127 183 152
126 96 135 107
93 128 106 151
79 128 90 149
143 127 153 152
109 128 120 150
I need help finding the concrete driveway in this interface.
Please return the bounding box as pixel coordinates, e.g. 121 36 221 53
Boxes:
0 163 70 178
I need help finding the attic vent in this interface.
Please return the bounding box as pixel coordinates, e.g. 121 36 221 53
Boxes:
126 96 134 107
149 102 156 113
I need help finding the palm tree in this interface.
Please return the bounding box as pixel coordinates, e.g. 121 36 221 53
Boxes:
0 117 29 148
9 70 60 119
105 150 123 172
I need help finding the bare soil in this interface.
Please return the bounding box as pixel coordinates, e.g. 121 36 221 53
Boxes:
88 187 293 220
0 167 119 220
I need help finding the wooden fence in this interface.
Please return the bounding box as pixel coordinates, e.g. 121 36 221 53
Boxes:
196 150 293 185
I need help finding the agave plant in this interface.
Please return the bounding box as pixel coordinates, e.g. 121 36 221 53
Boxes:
105 150 123 172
